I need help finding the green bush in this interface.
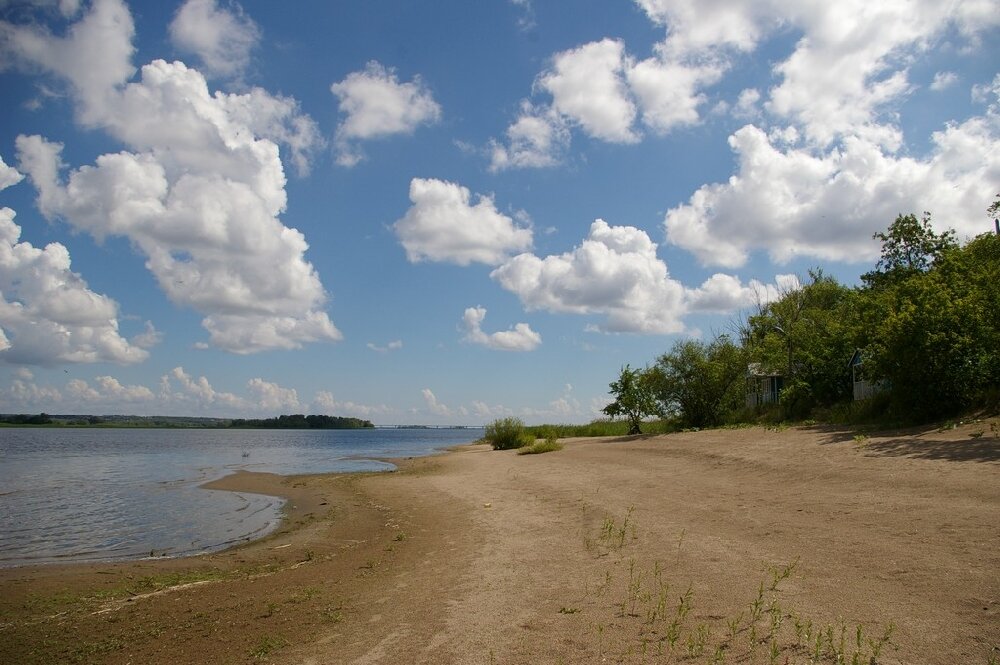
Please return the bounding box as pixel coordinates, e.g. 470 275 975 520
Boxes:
484 417 534 450
517 438 563 455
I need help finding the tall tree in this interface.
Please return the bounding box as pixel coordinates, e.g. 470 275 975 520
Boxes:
649 336 746 428
603 365 657 435
862 212 957 287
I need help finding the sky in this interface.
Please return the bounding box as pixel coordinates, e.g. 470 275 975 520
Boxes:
0 0 997 425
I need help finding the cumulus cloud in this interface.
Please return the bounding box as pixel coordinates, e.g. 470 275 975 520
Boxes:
3 1 333 354
247 377 300 412
491 219 688 334
1 377 63 409
488 101 569 172
12 56 337 353
461 306 541 352
664 111 1000 267
159 366 246 410
66 375 154 403
0 206 150 365
421 388 451 417
330 61 441 166
930 71 958 91
311 390 391 420
0 155 24 191
686 272 798 313
491 218 796 333
0 0 136 125
538 38 638 144
489 33 725 169
169 0 260 79
394 178 533 266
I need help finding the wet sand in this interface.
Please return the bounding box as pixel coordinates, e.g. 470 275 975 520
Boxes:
1 423 997 664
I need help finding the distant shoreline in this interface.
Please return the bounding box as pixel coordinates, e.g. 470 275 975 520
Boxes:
0 413 484 429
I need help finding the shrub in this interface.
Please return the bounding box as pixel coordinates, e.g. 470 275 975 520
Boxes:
484 417 534 450
517 438 564 455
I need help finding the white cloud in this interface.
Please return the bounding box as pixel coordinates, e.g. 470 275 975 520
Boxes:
510 0 536 30
13 56 338 353
330 61 441 166
685 272 797 313
0 155 24 191
0 0 137 125
491 219 688 334
67 375 155 403
169 0 260 79
421 388 451 417
1 378 63 408
461 306 541 352
159 366 246 411
733 88 762 118
394 178 533 266
491 218 795 332
972 74 1000 104
367 340 402 353
488 101 569 172
131 321 162 349
537 38 638 144
247 377 300 412
930 71 958 91
626 55 724 133
311 390 391 420
664 111 1000 267
0 206 149 366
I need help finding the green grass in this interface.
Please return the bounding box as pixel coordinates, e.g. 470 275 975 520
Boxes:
517 439 563 455
526 418 677 439
249 635 289 660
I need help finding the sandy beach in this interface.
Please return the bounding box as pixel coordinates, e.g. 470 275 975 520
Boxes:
1 423 997 664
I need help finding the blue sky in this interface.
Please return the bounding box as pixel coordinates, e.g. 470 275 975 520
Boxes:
0 0 997 424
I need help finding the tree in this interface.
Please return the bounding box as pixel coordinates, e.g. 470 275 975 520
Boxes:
744 271 855 415
602 365 657 435
648 336 746 428
862 212 956 287
860 229 1000 419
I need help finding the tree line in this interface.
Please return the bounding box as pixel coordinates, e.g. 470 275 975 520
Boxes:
604 206 1000 433
228 414 374 429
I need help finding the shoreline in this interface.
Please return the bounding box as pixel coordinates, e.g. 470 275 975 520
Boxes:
2 425 997 664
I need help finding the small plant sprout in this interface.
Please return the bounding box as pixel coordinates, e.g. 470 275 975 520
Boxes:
726 612 743 639
768 557 799 591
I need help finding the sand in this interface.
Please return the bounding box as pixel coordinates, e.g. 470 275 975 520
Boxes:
1 422 997 664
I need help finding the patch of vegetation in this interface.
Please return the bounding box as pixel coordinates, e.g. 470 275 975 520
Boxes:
483 417 534 450
517 438 563 455
248 635 289 660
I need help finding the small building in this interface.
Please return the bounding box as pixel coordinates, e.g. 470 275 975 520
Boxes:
849 349 886 401
746 363 783 408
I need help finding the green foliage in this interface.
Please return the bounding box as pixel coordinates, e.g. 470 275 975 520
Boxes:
613 206 1000 428
862 212 957 287
228 414 374 429
602 365 659 434
484 417 534 450
860 230 1000 419
648 336 746 428
517 439 564 455
745 271 857 417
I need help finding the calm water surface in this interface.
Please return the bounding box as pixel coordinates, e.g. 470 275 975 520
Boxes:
0 427 479 567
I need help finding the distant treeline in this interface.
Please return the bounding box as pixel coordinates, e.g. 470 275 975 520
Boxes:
228 414 374 429
1 413 55 425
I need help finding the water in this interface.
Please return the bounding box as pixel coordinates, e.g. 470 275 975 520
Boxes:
0 427 479 567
